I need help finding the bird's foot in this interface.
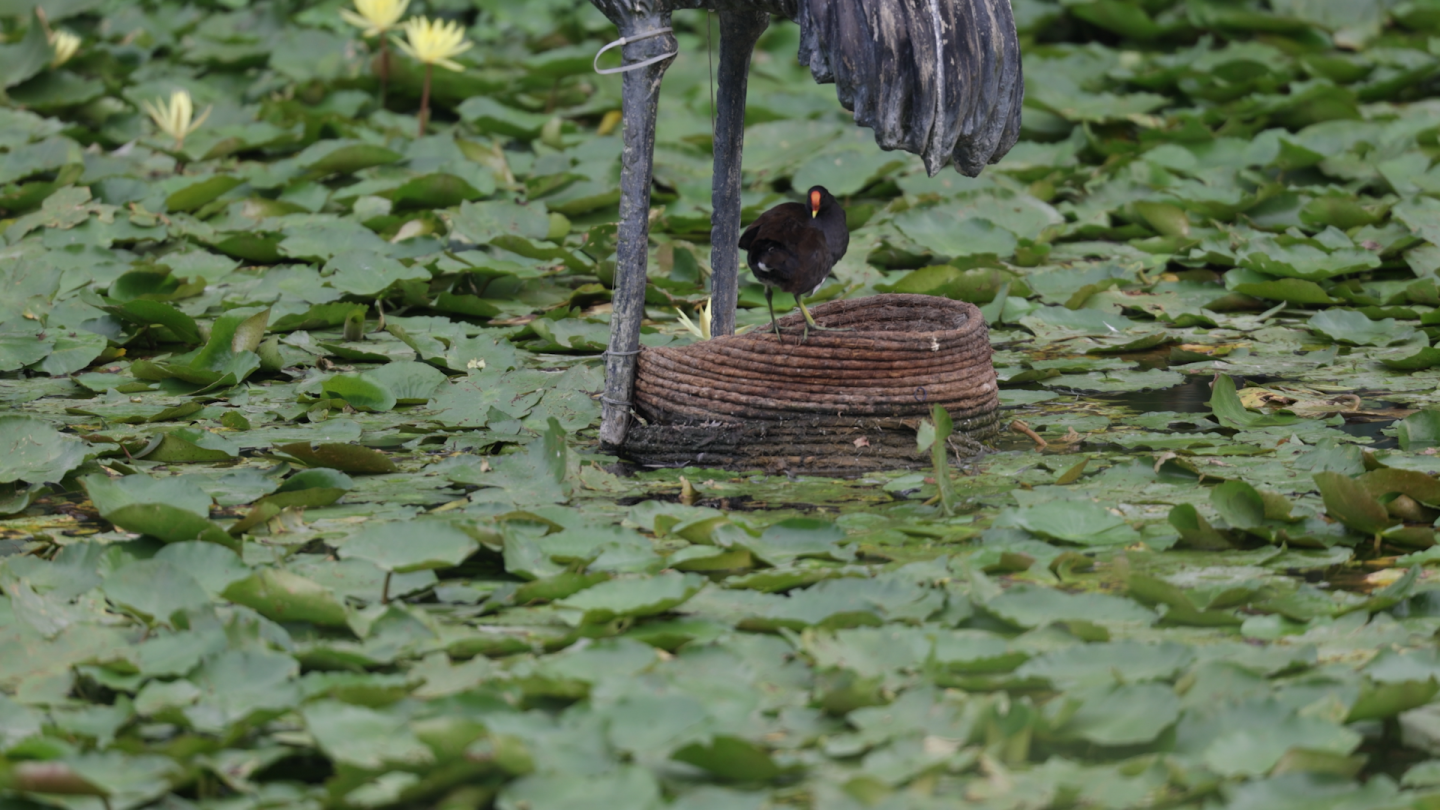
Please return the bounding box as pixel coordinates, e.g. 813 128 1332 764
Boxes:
797 299 849 335
769 322 803 346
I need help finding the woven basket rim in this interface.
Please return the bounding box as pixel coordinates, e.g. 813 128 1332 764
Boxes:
642 294 984 352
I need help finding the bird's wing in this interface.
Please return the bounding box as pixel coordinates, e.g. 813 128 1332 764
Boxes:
748 226 835 292
795 0 1022 177
738 222 758 251
742 213 809 280
797 229 835 295
748 240 799 275
738 202 807 250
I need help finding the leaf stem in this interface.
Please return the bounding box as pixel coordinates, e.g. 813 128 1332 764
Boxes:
930 404 957 517
378 36 390 109
382 571 392 604
418 62 432 138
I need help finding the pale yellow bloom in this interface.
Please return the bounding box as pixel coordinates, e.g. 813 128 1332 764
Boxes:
395 16 471 72
675 298 712 340
339 0 409 38
141 90 212 150
49 29 80 68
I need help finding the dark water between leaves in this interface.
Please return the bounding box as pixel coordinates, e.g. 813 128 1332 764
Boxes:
1095 375 1399 450
1096 373 1213 414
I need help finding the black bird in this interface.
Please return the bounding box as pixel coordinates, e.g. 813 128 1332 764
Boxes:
739 185 849 340
592 0 1024 446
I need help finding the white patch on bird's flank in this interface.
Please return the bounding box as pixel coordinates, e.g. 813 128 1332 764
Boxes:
757 261 769 271
930 337 940 351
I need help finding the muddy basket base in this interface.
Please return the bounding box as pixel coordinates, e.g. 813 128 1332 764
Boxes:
620 412 1003 477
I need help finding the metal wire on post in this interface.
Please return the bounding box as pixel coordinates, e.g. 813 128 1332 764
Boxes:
592 27 677 75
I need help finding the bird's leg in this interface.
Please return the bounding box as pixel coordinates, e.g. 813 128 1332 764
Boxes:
595 10 676 449
765 286 781 337
797 295 816 343
708 8 769 338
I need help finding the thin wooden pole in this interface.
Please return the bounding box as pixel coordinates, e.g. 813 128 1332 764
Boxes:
599 16 677 449
707 9 769 338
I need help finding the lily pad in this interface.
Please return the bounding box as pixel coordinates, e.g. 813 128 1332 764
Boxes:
0 416 88 484
339 520 480 573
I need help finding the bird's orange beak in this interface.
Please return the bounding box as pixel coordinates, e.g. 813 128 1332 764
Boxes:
809 189 821 218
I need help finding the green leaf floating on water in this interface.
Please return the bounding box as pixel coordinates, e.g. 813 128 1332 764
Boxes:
320 373 397 412
0 330 53 372
892 207 1019 259
338 520 480 573
301 700 434 769
138 429 241 463
300 142 403 179
672 735 790 782
1056 682 1181 746
165 175 243 214
555 571 705 626
1169 503 1234 550
1240 233 1380 281
1199 705 1363 777
84 473 212 517
1308 308 1424 346
105 300 202 344
1380 346 1440 371
0 11 52 91
222 568 349 627
1004 500 1142 546
449 198 551 244
323 251 429 297
83 473 236 549
320 359 451 413
274 442 398 474
1397 410 1440 451
0 416 89 485
101 559 212 626
1211 480 1266 531
1231 277 1336 305
107 504 239 550
985 585 1157 629
1208 374 1299 429
1314 471 1399 537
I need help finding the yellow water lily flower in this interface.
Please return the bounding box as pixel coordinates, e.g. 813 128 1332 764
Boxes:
49 29 80 68
396 16 472 72
141 90 212 150
675 298 712 341
339 0 409 38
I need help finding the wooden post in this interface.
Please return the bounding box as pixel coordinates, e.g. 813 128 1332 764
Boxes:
597 12 676 449
707 9 769 338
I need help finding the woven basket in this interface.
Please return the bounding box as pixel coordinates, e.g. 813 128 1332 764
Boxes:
620 294 1000 475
